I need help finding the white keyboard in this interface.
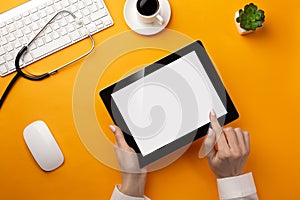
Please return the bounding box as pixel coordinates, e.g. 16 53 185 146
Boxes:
0 0 113 77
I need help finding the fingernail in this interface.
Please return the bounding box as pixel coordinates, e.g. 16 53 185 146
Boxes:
210 109 216 117
109 125 116 133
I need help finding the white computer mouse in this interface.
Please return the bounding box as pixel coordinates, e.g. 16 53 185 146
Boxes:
23 120 64 172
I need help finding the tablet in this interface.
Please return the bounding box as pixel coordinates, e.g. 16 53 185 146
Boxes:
100 41 239 167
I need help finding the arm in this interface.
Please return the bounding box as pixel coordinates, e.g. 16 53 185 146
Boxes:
203 110 259 200
109 125 149 200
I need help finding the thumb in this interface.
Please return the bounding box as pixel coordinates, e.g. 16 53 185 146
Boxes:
109 125 131 150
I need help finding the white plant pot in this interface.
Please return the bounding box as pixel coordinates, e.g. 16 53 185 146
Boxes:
234 11 263 35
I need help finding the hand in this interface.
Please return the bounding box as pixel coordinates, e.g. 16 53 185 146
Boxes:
109 125 147 198
203 111 250 179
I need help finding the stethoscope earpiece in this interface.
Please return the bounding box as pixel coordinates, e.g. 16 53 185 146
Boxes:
75 18 83 26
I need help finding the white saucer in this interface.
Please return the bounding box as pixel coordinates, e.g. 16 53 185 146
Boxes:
123 0 171 36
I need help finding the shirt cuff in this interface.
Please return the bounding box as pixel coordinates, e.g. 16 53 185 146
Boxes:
110 185 150 200
217 172 257 200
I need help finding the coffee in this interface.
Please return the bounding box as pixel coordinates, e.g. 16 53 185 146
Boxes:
137 0 159 16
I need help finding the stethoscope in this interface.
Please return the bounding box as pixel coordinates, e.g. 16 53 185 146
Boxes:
0 10 95 109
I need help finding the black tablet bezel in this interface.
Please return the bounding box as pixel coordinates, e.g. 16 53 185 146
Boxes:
100 40 239 167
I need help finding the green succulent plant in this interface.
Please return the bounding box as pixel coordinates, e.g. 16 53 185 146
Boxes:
236 3 265 31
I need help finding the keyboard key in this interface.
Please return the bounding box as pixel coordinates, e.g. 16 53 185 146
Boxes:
7 34 16 42
1 28 9 36
69 5 77 13
0 22 5 28
78 2 85 9
59 18 68 27
16 30 24 38
61 0 70 7
44 35 52 43
0 65 8 74
82 8 90 16
52 32 60 40
0 48 5 56
32 36 71 59
38 19 48 28
90 12 102 21
0 56 5 64
6 18 14 25
24 17 31 25
89 4 98 13
97 23 104 29
36 38 44 47
101 9 108 17
23 52 33 64
85 0 92 6
7 61 16 71
54 3 63 11
83 17 91 25
97 1 104 9
39 10 47 19
79 28 87 37
52 22 60 30
60 27 67 36
47 0 54 6
5 44 13 52
95 19 103 26
66 15 75 23
7 25 16 33
70 30 81 41
23 11 30 17
39 3 46 10
32 23 40 31
16 21 24 29
104 20 112 26
46 7 55 15
31 14 40 22
14 40 22 48
19 37 28 45
45 26 52 34
5 52 14 61
14 15 22 21
29 42 37 50
75 11 83 19
86 23 97 33
66 24 75 32
30 8 38 14
56 14 63 20
23 26 32 35
1 37 8 45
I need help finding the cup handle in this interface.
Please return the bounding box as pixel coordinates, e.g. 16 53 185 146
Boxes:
156 14 164 25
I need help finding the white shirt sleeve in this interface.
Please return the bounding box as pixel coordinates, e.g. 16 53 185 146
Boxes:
217 172 258 200
110 185 151 200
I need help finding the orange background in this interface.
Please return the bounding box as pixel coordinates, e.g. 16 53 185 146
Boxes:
1 0 300 199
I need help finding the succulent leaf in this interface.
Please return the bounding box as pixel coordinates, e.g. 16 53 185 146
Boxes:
236 3 265 31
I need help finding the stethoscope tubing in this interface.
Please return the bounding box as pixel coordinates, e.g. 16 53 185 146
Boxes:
0 10 95 109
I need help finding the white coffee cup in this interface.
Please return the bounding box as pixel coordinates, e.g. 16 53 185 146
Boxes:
136 0 164 25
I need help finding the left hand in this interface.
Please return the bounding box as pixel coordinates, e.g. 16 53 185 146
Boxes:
109 125 147 198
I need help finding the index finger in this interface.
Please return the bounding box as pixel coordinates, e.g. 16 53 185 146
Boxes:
209 110 229 150
209 110 222 135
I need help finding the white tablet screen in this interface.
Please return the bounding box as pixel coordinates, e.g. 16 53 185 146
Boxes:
112 51 227 156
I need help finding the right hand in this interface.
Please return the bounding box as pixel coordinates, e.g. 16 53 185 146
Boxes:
203 111 250 178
